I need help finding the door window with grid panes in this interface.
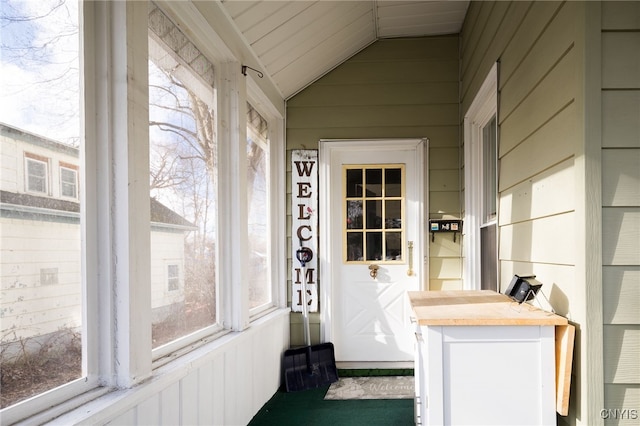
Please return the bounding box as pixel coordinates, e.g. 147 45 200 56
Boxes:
344 165 404 263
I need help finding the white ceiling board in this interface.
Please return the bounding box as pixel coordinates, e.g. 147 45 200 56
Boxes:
273 13 376 97
220 0 254 18
242 2 312 45
250 2 350 55
377 1 469 37
261 2 374 71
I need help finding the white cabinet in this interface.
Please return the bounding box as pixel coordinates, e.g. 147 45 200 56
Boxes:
410 291 567 426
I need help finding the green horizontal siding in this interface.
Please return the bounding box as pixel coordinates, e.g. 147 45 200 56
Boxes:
286 36 461 345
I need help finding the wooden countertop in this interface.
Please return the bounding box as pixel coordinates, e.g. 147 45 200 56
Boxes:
408 290 568 326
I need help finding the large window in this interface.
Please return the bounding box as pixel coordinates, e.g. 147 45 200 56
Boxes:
247 103 271 310
1 1 284 420
0 0 82 409
148 4 218 350
464 63 499 291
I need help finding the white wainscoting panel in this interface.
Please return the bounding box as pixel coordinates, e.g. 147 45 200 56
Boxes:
49 309 290 426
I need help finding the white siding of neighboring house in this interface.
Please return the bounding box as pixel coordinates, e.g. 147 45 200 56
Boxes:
150 229 186 320
0 218 81 342
1 128 82 342
0 131 18 192
1 127 79 198
0 126 188 343
601 1 640 420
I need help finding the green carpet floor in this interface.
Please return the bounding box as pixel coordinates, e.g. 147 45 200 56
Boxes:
249 370 414 426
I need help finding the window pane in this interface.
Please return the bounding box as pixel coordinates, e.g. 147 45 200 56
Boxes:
481 224 497 291
366 232 383 261
346 233 363 261
346 200 363 229
149 6 217 349
365 169 382 197
61 167 77 198
385 232 402 261
27 159 47 193
385 168 402 197
168 265 180 291
346 169 362 197
247 103 271 310
482 114 497 223
0 0 82 408
365 200 382 229
385 200 401 228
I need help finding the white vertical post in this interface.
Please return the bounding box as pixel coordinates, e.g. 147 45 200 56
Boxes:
218 61 250 331
85 0 151 387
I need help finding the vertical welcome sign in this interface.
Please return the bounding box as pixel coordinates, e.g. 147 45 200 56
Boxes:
291 150 318 312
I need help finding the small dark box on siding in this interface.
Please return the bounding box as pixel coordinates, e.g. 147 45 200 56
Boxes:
505 274 543 304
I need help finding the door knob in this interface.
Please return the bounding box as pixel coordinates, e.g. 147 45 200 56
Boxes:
368 264 379 280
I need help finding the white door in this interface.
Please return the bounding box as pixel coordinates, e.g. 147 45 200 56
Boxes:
320 139 426 363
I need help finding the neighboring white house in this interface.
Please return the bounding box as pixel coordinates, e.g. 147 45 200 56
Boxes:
0 123 194 347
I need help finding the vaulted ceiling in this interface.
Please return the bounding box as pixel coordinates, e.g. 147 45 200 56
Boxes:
219 1 469 99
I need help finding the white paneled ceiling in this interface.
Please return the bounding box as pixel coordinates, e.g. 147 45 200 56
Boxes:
220 1 469 99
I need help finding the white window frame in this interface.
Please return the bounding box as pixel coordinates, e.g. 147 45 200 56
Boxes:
60 165 79 199
167 264 180 291
148 5 226 361
463 63 498 290
1 3 103 424
246 117 272 313
246 87 285 319
25 156 49 195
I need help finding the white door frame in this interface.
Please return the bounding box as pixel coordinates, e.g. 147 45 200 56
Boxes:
318 138 427 345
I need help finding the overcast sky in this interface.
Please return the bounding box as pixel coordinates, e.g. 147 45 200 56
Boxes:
1 0 80 146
